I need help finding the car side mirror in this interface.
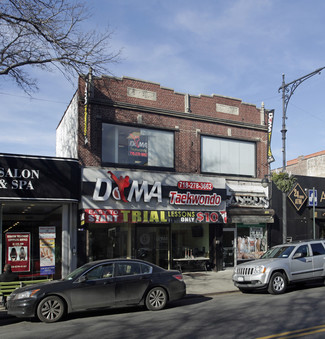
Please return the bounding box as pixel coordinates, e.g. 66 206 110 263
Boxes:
293 252 303 259
78 275 87 283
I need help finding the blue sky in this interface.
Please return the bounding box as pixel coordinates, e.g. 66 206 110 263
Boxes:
1 0 325 170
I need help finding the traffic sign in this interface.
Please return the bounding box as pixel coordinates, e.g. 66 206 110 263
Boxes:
308 189 317 207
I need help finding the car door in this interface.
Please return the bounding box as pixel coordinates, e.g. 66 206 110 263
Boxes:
114 262 151 305
290 244 314 281
310 242 325 278
65 263 116 311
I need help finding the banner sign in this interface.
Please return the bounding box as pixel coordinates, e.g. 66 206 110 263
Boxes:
39 227 56 275
84 209 227 224
5 233 30 272
82 168 227 212
267 109 275 163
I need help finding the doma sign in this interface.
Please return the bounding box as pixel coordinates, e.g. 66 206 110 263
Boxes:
82 167 227 211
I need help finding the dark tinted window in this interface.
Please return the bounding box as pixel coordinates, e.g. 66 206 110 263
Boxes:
116 262 141 276
294 245 310 258
85 263 114 280
141 263 152 274
311 243 325 256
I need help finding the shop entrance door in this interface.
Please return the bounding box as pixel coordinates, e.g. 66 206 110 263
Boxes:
223 228 237 267
135 225 170 269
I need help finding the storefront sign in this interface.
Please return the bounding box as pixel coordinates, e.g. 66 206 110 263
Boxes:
0 154 79 201
84 209 227 224
169 191 221 206
86 169 226 210
177 181 213 191
267 109 275 164
5 233 30 272
228 195 268 208
39 227 56 275
288 183 308 211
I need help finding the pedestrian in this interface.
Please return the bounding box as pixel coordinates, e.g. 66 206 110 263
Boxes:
0 264 19 308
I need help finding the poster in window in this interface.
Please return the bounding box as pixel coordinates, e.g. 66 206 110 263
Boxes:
127 132 148 165
5 232 30 272
39 227 56 275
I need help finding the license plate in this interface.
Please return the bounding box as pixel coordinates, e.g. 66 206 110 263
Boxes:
237 276 244 282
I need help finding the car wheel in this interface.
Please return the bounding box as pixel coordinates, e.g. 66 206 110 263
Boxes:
268 272 287 295
37 296 65 323
145 287 167 311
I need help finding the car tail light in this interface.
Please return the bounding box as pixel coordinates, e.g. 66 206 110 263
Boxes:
173 274 184 282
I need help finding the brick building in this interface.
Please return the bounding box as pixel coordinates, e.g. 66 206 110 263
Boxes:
285 150 325 177
57 73 274 270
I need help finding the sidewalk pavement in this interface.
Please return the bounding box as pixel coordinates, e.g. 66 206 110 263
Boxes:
182 268 238 296
0 268 238 321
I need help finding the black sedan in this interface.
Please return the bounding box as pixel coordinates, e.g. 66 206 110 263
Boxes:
7 258 186 323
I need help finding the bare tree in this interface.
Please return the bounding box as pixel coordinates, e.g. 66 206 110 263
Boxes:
0 0 120 92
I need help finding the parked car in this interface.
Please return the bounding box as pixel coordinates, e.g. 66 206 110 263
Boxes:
232 239 325 294
7 258 186 323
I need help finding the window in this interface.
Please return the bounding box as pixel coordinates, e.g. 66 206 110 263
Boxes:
84 263 114 280
140 263 152 274
201 136 256 176
311 243 325 256
102 123 174 168
294 245 310 258
116 262 141 276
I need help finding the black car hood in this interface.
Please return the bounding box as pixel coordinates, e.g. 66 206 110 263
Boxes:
13 279 71 293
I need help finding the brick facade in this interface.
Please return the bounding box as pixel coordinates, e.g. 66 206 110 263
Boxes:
76 75 268 178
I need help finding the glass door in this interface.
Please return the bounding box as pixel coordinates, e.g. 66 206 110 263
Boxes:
135 225 170 269
223 228 237 268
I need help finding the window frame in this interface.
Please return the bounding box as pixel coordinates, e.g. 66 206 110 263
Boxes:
101 122 175 171
200 135 256 177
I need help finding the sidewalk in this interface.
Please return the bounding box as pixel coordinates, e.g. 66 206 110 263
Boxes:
0 268 237 321
183 268 238 296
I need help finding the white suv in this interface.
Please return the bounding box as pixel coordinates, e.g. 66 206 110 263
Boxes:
232 240 325 294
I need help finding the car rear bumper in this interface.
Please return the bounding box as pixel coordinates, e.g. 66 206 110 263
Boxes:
169 282 186 301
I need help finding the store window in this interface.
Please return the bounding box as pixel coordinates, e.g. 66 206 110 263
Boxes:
88 223 132 261
172 224 209 260
237 224 267 261
201 136 256 176
102 123 174 169
2 202 63 280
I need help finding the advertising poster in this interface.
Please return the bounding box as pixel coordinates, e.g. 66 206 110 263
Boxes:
39 227 56 275
5 232 30 272
127 132 148 165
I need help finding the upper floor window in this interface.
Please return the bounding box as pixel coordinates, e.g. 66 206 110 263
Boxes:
201 136 256 176
102 123 174 169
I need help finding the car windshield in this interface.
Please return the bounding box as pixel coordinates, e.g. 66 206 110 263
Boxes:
62 264 93 281
260 245 295 259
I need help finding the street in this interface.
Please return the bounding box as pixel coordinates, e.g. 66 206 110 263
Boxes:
1 282 325 339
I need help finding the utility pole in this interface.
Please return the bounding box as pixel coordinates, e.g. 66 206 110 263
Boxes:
279 67 325 243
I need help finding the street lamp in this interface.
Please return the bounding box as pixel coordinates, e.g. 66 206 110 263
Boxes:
279 67 325 243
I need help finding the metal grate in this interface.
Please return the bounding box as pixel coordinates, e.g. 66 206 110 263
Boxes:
237 267 254 275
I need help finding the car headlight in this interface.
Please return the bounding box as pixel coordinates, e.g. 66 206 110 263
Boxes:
9 289 40 300
253 266 266 274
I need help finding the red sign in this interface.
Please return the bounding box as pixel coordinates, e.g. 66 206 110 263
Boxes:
178 181 213 191
5 233 30 272
84 209 227 224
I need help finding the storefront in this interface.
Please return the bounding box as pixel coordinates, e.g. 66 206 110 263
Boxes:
226 180 274 266
0 154 80 279
79 168 227 270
